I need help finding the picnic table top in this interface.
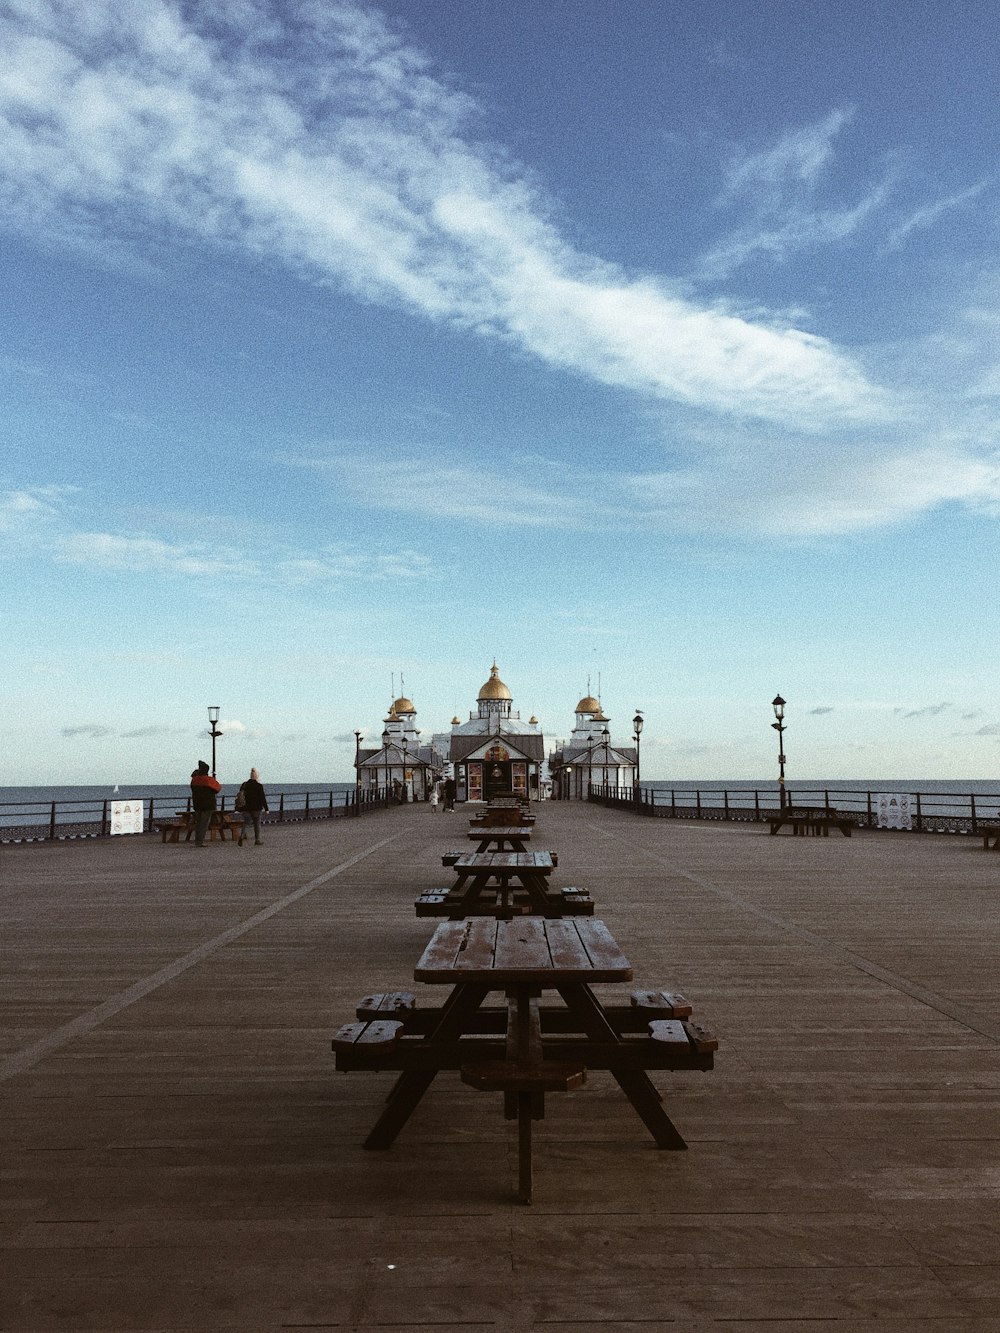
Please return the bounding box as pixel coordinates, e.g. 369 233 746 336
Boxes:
414 916 632 983
466 826 532 839
453 850 554 871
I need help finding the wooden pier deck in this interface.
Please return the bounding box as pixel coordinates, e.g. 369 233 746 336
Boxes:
3 802 1000 1330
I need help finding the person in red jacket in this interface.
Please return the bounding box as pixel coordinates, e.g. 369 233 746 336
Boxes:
190 760 222 847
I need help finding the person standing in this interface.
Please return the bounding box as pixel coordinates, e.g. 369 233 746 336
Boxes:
236 767 269 846
190 760 221 847
443 776 456 813
429 780 441 813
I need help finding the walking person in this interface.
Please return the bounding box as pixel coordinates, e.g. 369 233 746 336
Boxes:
429 779 441 813
190 760 221 847
236 767 269 846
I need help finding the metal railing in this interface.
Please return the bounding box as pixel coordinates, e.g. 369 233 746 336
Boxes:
587 783 1000 835
0 786 395 844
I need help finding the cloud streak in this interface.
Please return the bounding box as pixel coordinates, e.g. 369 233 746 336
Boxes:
0 0 889 433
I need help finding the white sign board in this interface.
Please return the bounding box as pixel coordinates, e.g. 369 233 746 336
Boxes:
875 793 912 830
110 800 144 835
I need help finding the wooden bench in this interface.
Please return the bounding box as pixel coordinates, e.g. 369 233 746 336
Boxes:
979 825 1000 850
333 918 718 1203
768 806 853 837
155 819 187 844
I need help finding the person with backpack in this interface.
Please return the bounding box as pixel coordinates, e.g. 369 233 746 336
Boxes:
190 760 222 847
236 767 269 846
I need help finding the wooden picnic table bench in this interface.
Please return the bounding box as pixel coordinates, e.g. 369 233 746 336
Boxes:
471 807 537 828
419 850 586 919
332 917 716 1203
466 826 533 852
768 806 853 837
979 824 1000 849
155 811 241 843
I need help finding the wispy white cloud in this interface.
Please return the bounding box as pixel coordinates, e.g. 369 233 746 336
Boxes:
1 489 438 580
889 179 992 248
720 110 854 203
699 110 894 279
0 1 888 431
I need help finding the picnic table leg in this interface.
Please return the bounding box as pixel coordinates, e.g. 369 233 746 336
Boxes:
556 983 688 1150
517 1091 533 1203
363 982 491 1150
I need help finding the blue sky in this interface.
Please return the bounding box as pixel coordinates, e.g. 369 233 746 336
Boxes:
3 0 1000 785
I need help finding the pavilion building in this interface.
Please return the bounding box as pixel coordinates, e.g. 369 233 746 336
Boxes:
548 693 637 799
431 663 545 803
355 695 445 801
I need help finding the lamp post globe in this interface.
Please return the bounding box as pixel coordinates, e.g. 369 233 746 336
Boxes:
632 711 644 799
207 705 222 778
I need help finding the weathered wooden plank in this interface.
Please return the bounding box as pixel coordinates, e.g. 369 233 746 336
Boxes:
414 920 469 976
544 919 593 971
574 918 632 974
494 917 551 971
648 1019 691 1050
683 1020 719 1052
455 916 500 971
630 989 693 1018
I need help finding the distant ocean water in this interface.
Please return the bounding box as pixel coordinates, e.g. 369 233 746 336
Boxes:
0 782 355 832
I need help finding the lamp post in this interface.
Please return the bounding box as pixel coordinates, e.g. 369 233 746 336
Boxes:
632 711 643 802
382 727 391 798
771 695 787 809
586 734 595 799
207 705 222 777
354 730 363 798
602 725 610 792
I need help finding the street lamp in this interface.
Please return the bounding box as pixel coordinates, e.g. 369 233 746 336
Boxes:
354 730 363 797
207 705 222 777
602 725 610 791
382 727 391 797
771 695 787 809
401 735 409 802
632 711 644 800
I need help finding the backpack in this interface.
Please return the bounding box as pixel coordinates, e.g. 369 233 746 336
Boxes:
235 783 247 811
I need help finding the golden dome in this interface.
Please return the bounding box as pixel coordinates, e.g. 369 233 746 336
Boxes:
478 662 512 701
451 716 461 726
529 715 538 726
575 695 601 714
392 696 416 715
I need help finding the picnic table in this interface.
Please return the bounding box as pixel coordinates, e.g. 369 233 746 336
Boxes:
767 805 853 837
471 807 537 829
417 850 592 918
155 810 242 843
466 826 533 852
979 824 1000 850
332 916 717 1202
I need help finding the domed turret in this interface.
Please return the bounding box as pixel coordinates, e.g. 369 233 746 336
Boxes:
392 696 416 716
575 694 601 714
478 662 512 702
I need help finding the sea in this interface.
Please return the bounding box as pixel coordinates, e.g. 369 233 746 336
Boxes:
3 778 1000 831
0 783 355 832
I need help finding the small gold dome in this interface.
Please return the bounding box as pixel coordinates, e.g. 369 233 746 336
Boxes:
392 696 416 715
575 694 601 714
529 715 538 726
451 716 461 726
478 662 512 701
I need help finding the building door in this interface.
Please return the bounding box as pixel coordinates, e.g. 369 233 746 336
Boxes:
482 743 512 800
